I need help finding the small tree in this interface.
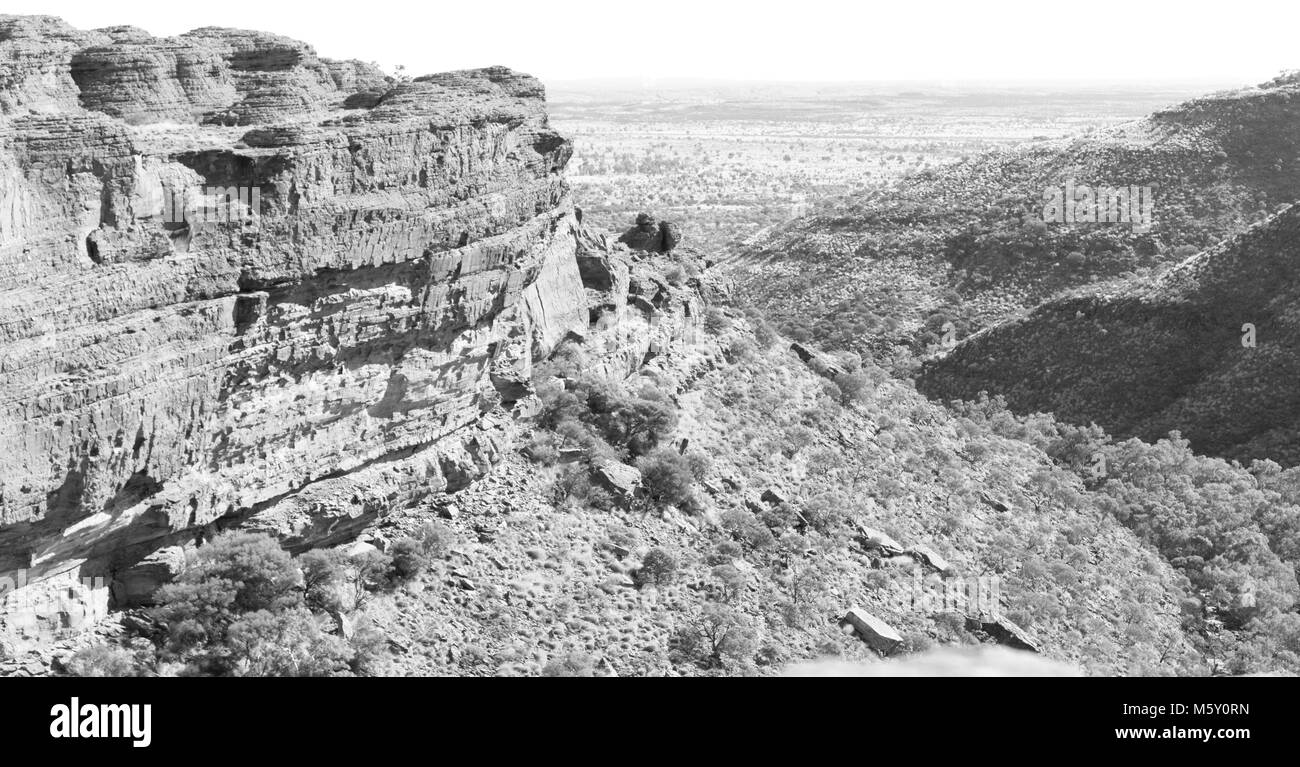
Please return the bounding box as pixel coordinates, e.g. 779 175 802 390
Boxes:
300 549 348 613
388 537 429 582
151 531 357 677
832 371 870 406
635 547 678 588
636 449 697 509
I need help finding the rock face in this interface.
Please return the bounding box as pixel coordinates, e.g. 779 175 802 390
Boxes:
0 16 589 646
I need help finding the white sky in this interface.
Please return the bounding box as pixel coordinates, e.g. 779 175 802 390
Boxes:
5 0 1294 86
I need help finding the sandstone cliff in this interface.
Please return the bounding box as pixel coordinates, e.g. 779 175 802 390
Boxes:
0 15 594 646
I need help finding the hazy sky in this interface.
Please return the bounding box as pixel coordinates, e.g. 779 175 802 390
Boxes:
6 0 1294 86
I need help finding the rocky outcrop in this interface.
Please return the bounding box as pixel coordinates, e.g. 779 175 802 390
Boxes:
0 16 588 647
618 212 682 254
0 15 393 126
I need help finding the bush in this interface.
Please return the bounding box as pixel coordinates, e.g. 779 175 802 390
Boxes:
385 523 454 583
704 307 730 335
725 337 756 363
224 608 354 677
153 532 302 661
686 603 758 668
348 625 390 676
64 645 140 677
635 547 678 588
348 549 395 607
541 376 677 458
388 537 430 582
542 651 597 677
720 508 776 551
547 464 593 506
151 531 357 676
832 371 871 405
636 449 697 509
417 521 456 559
299 549 348 613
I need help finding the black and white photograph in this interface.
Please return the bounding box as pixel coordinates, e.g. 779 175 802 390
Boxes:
0 0 1293 747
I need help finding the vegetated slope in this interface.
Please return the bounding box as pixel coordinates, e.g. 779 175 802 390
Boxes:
355 256 1300 677
919 204 1300 467
728 72 1300 361
26 240 1300 677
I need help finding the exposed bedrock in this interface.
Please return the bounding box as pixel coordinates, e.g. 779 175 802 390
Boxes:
0 16 590 647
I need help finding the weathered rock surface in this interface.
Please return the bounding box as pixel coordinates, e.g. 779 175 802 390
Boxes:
968 616 1042 653
592 460 642 503
840 607 902 654
0 16 588 645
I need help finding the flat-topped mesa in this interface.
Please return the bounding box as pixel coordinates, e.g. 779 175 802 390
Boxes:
0 15 589 646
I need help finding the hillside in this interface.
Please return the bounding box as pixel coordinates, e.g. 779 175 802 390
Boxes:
728 73 1300 361
920 203 1300 467
14 235 1300 677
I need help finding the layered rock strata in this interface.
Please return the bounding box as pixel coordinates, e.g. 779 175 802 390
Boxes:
0 16 591 649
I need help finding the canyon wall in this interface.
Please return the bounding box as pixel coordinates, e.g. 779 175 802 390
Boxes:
0 15 591 648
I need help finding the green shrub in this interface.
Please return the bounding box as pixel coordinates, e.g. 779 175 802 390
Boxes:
704 307 730 335
542 651 597 677
388 537 430 582
151 531 357 676
720 509 776 551
299 549 348 612
636 449 697 509
635 547 678 588
224 608 353 677
832 371 871 405
64 645 140 677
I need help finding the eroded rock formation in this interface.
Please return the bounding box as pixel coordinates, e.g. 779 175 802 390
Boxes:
0 15 592 649
618 212 682 254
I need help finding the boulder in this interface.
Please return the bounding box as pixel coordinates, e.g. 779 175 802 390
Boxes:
908 543 953 574
857 526 905 554
969 616 1041 653
979 491 1011 512
616 213 683 254
840 608 902 654
619 213 663 251
789 341 846 379
341 540 382 560
592 461 642 503
112 545 188 607
660 221 683 252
